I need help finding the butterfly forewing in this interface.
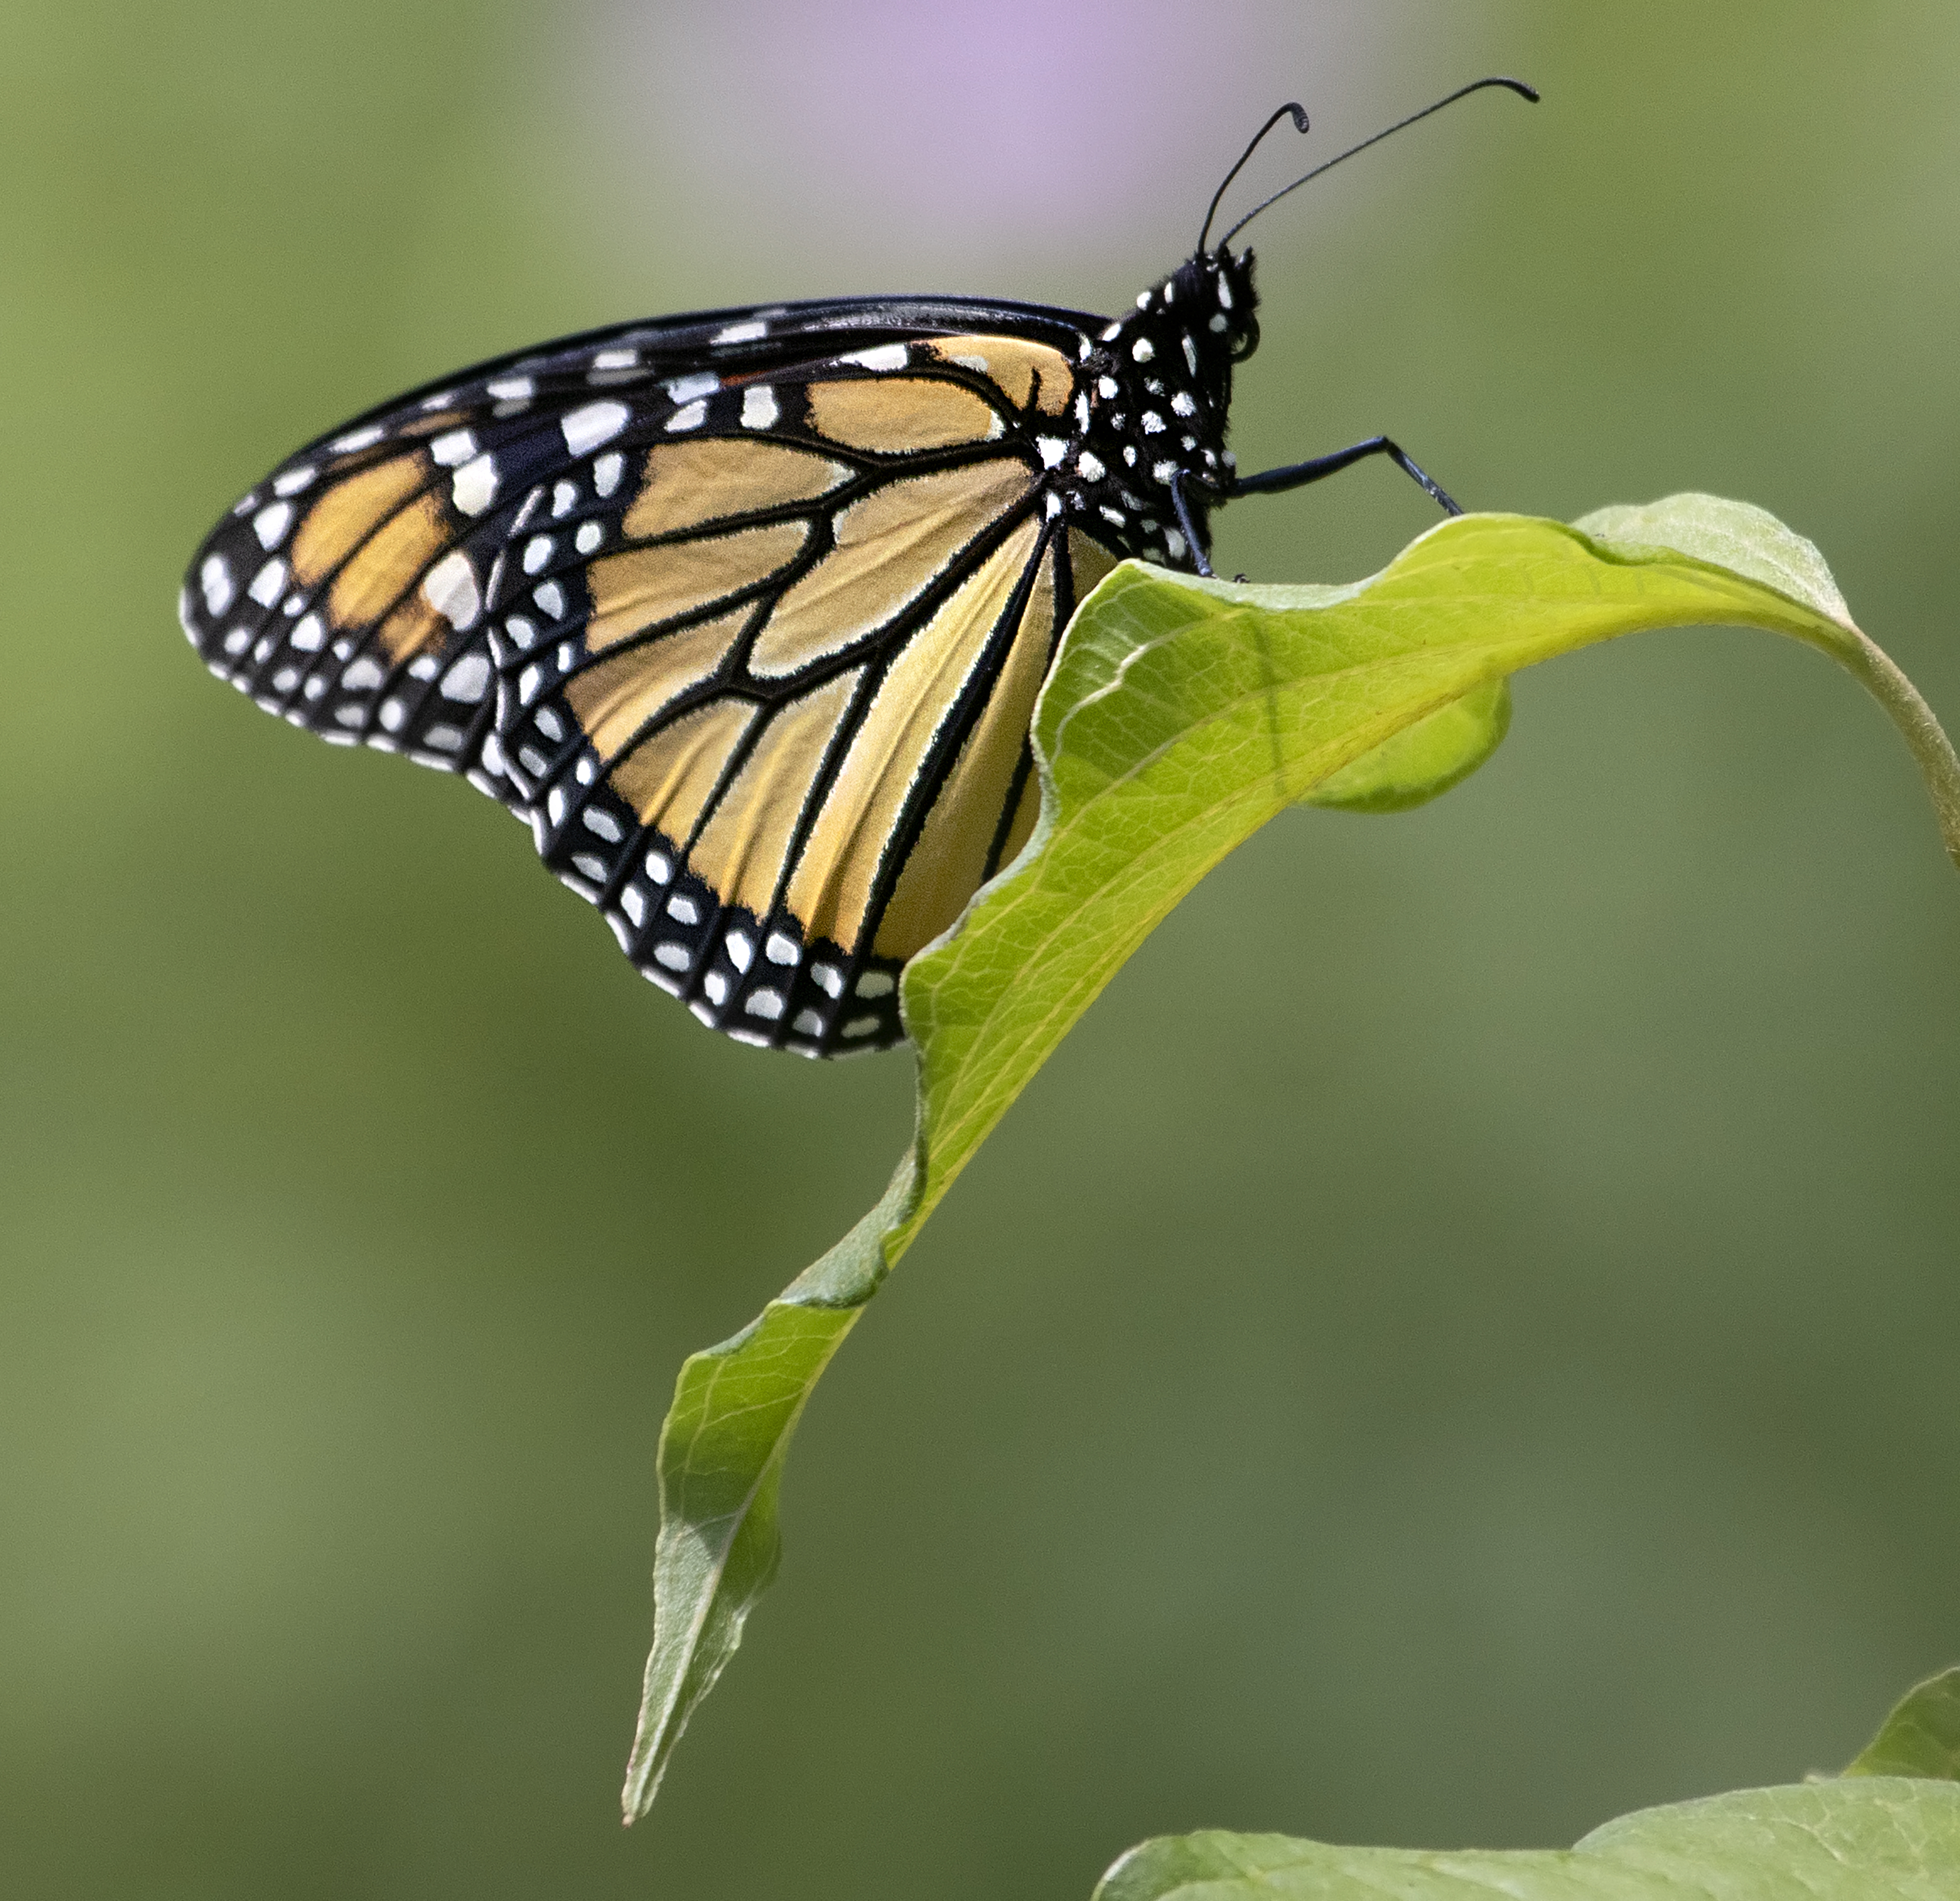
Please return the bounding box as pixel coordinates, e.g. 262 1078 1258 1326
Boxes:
181 299 1125 1054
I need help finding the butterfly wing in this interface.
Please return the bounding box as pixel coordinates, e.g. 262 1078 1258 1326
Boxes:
181 388 531 801
181 299 1121 1054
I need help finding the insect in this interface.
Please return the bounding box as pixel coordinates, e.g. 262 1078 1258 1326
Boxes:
178 77 1534 1058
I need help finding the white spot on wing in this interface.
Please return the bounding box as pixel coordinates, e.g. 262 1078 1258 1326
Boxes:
841 343 908 372
248 558 287 605
422 551 481 630
430 429 476 467
330 425 384 453
713 320 768 344
200 555 233 615
1131 337 1155 363
593 452 624 496
487 377 534 401
561 401 630 455
665 400 707 432
273 465 317 497
440 653 491 703
741 384 778 430
451 453 499 515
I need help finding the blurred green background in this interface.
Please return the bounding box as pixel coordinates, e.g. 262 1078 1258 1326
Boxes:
5 3 1958 1896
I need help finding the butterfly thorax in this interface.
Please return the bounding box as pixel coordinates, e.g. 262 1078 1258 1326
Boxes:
1061 246 1259 570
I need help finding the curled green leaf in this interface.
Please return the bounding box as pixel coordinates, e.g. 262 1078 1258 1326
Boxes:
1303 676 1512 813
622 497 1960 1819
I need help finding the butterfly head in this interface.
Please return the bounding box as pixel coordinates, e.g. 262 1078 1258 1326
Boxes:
1178 245 1262 368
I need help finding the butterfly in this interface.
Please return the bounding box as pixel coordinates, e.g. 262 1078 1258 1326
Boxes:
177 79 1533 1058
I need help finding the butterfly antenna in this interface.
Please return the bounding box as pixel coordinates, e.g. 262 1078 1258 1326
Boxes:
1216 75 1539 248
1197 102 1310 255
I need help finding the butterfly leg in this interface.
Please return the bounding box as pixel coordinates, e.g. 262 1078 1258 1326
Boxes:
1167 469 1225 578
1173 439 1462 579
1235 438 1463 516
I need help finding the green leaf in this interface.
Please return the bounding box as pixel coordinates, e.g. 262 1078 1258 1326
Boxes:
621 496 1960 1819
1091 1780 1960 1901
1847 1668 1960 1782
1301 677 1512 813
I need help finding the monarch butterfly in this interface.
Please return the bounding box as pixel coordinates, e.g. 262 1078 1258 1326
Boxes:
178 78 1534 1058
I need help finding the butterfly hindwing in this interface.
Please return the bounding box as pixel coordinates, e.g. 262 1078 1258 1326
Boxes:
488 331 1108 1053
